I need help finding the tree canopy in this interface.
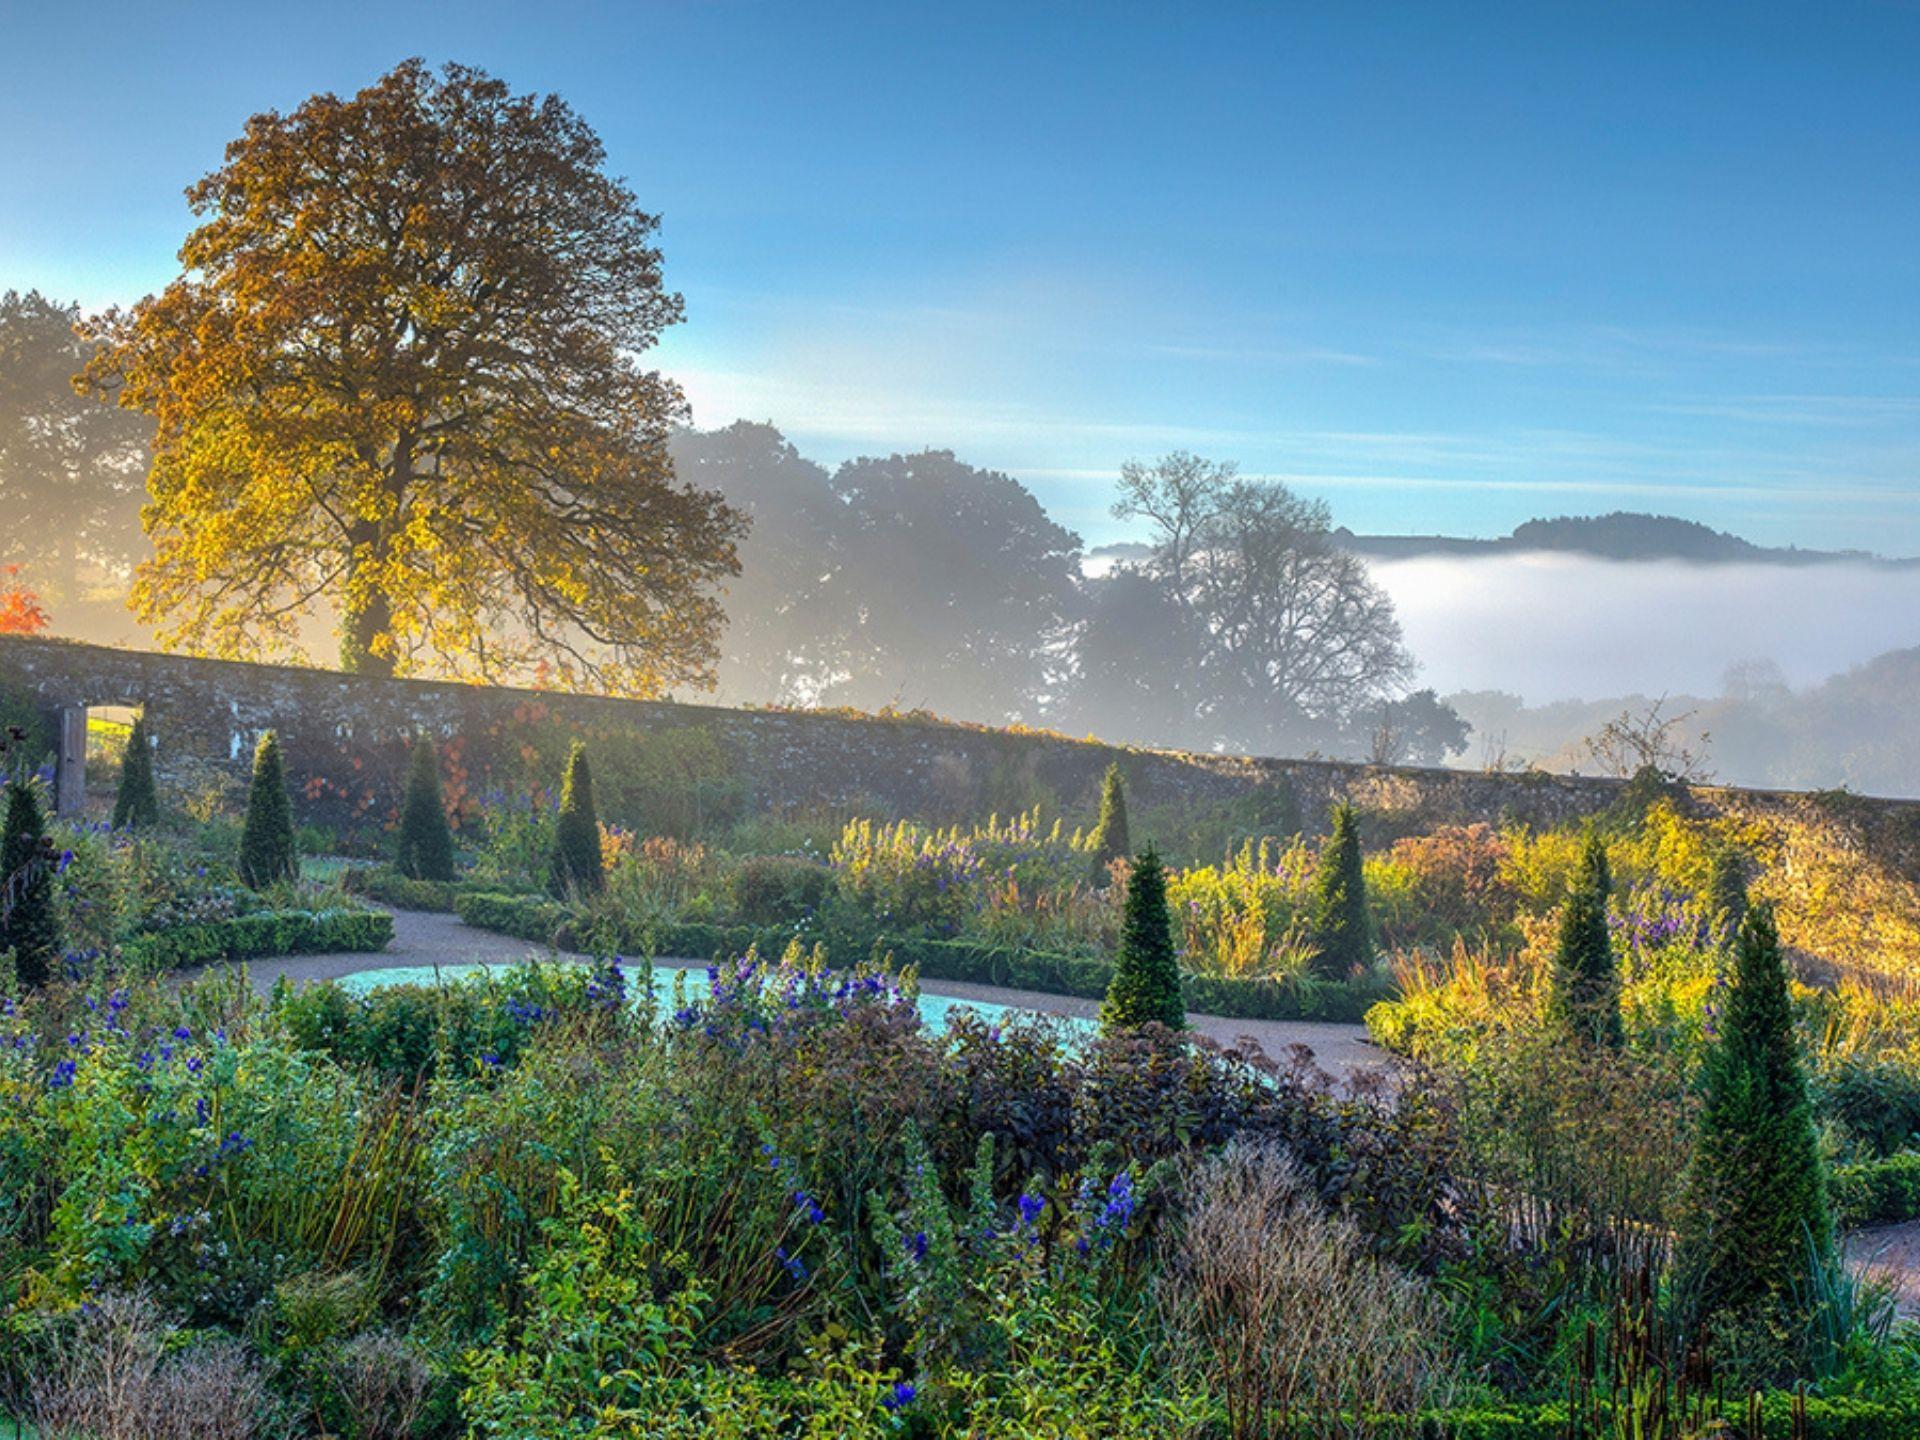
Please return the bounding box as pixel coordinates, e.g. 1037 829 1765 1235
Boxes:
0 290 149 606
82 60 742 695
1112 452 1414 755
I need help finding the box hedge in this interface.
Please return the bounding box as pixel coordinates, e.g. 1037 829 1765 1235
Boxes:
1830 1151 1920 1228
121 908 394 974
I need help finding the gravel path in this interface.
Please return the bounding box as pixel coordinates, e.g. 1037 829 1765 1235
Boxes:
1844 1222 1920 1317
216 906 1385 1078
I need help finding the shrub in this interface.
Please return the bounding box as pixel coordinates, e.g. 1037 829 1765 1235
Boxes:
278 971 556 1084
24 1293 277 1440
347 865 464 913
1830 1152 1920 1228
1158 1141 1453 1439
731 853 834 926
1309 801 1369 979
547 742 604 897
1087 762 1131 886
1678 903 1835 1326
456 890 572 946
322 1330 438 1440
394 736 455 883
237 732 297 890
1385 823 1512 942
1101 845 1184 1031
112 713 161 830
1544 830 1623 1048
0 776 59 989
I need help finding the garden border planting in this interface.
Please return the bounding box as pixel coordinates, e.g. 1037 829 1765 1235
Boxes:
452 890 1391 1024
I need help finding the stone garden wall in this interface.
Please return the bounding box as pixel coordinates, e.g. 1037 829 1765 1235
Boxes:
5 634 1918 878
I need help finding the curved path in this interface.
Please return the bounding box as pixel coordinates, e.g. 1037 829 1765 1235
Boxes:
224 906 1384 1078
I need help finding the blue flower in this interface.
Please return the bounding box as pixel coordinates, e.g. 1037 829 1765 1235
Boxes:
776 1246 807 1280
904 1229 929 1263
882 1381 917 1411
1016 1192 1045 1230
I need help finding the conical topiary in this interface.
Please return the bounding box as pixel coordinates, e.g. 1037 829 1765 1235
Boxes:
112 712 160 830
395 736 456 883
0 778 60 990
1087 763 1132 887
548 742 605 897
1545 830 1623 1048
1706 845 1750 936
238 730 298 890
1678 902 1833 1325
1101 843 1184 1031
1309 801 1370 979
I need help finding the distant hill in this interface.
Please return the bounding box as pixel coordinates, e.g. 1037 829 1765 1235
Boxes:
1087 512 1913 571
1332 512 1913 567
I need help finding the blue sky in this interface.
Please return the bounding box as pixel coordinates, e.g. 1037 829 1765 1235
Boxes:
3 0 1917 549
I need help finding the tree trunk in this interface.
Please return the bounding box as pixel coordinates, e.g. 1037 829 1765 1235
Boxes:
341 585 395 677
340 441 410 677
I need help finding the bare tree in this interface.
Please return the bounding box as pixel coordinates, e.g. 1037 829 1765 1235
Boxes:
1583 694 1713 782
1114 452 1413 754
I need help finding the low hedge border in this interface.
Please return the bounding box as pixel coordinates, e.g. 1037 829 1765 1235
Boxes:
1831 1151 1920 1228
452 892 1390 1025
1412 1394 1920 1438
343 866 534 914
121 908 395 974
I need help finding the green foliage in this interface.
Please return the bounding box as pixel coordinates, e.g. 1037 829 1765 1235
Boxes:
729 854 834 926
1087 763 1131 886
394 736 455 882
457 890 572 947
277 964 593 1084
1545 830 1624 1048
1679 903 1835 1327
1309 800 1370 979
547 742 604 898
111 712 161 830
1420 1394 1920 1439
1 777 59 989
238 730 298 890
119 907 393 973
460 1166 711 1437
346 864 466 913
1101 845 1184 1031
1830 1152 1920 1228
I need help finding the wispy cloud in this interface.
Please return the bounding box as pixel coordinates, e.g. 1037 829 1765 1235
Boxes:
1644 394 1920 426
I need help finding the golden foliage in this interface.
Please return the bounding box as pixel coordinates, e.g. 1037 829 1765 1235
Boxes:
81 60 742 696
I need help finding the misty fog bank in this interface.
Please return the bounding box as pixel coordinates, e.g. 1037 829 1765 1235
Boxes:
1372 554 1920 705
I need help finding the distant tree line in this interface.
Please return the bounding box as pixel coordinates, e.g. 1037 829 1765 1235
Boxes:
672 422 1469 763
1456 648 1920 796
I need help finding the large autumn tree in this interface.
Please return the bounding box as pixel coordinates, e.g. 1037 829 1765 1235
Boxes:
82 60 743 694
